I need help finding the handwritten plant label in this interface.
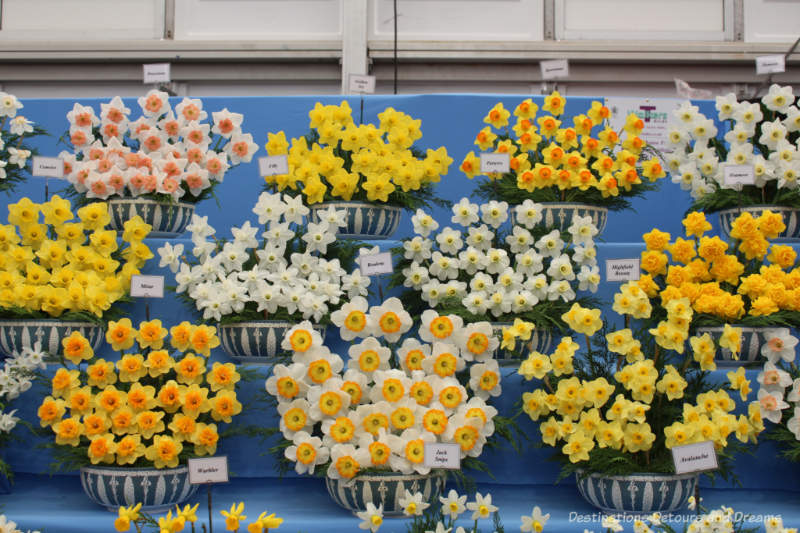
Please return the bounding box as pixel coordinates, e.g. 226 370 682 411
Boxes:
188 456 229 484
258 155 289 176
31 156 64 178
605 258 640 282
359 251 393 276
143 63 171 84
349 74 376 94
540 59 569 80
424 443 461 470
723 164 755 187
130 275 165 298
671 441 718 475
479 153 510 174
756 55 785 75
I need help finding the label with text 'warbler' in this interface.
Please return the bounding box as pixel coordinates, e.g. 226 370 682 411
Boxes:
188 456 229 484
423 443 460 470
671 440 718 475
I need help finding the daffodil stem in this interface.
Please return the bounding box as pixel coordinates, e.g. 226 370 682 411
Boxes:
207 486 213 533
134 522 142 533
543 374 555 394
473 519 478 533
0 117 7 132
584 334 592 355
653 345 661 368
624 315 630 330
645 449 650 466
16 133 25 148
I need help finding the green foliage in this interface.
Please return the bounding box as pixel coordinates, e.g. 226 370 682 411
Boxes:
0 124 47 195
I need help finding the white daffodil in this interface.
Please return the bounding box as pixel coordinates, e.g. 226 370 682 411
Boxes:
734 101 763 130
715 92 739 120
9 116 33 136
225 132 259 165
398 489 431 517
252 192 287 224
784 105 800 132
723 123 752 146
506 225 534 254
521 506 550 533
547 254 576 281
601 515 623 532
466 492 497 521
567 215 598 246
753 155 777 187
514 199 543 229
284 431 329 475
429 251 460 281
577 265 600 293
0 92 24 118
425 523 451 533
673 101 700 125
342 269 371 298
762 83 795 114
465 224 494 251
457 246 487 275
7 147 30 168
436 226 464 255
421 279 445 307
412 208 439 237
496 267 523 292
463 291 490 316
348 337 392 376
469 360 502 401
480 200 509 229
329 443 370 482
302 219 336 254
690 117 718 143
231 220 259 249
758 387 790 424
451 197 480 226
486 288 512 318
787 407 800 440
535 230 564 258
439 489 467 520
368 297 412 343
484 247 510 275
397 338 431 374
548 279 576 302
211 108 243 138
403 235 434 262
402 261 430 289
307 379 351 421
757 361 794 392
776 159 800 189
759 119 788 150
510 289 539 314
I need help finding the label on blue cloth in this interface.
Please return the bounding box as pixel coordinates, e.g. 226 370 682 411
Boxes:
259 155 289 176
756 55 785 75
31 156 64 178
671 440 718 474
130 275 165 298
540 59 569 80
359 251 393 276
349 74 376 94
424 443 460 470
480 153 510 173
605 258 640 282
143 63 171 84
723 164 755 187
189 456 230 484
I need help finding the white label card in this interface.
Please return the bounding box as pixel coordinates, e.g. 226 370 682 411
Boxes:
359 251 393 276
724 164 755 186
258 155 289 176
540 59 569 80
671 441 719 475
605 258 641 282
480 153 510 173
349 74 376 94
130 275 165 298
143 63 171 84
31 156 64 178
424 443 461 470
188 456 229 484
756 55 786 75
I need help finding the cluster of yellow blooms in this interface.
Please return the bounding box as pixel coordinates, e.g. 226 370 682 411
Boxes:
640 211 800 321
38 319 242 468
115 502 282 533
507 297 762 466
262 102 452 204
460 91 666 197
0 195 153 318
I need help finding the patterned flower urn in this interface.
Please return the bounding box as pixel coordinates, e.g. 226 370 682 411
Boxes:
0 319 104 360
695 325 774 366
511 202 608 235
490 323 555 366
576 471 698 514
219 320 326 364
326 471 446 516
718 205 800 241
309 201 401 239
107 198 195 238
80 465 198 512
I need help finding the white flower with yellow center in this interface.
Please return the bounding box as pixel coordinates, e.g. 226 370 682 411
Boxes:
451 198 479 227
466 492 497 521
506 225 533 254
420 310 463 343
784 105 800 132
358 429 398 469
439 489 467 520
715 92 738 120
463 291 489 316
429 251 460 281
458 246 487 275
398 489 431 517
292 346 344 386
468 360 502 401
484 247 510 275
330 296 372 341
547 254 576 281
403 236 434 262
487 288 512 318
421 279 445 307
514 199 543 229
369 369 412 404
497 267 523 291
367 297 412 343
421 343 464 379
458 396 498 438
388 398 420 432
521 506 550 533
284 430 329 475
355 401 392 438
515 249 544 276
281 321 324 354
480 200 509 229
277 398 312 439
548 279 576 302
265 363 309 403
402 261 431 290
433 377 468 414
759 119 788 150
456 322 497 362
307 378 350 421
465 224 494 251
535 230 564 259
734 101 763 130
321 411 363 448
328 443 369 480
578 265 601 293
762 83 795 114
443 413 484 457
673 102 700 125
412 208 439 237
345 337 390 378
397 338 431 374
421 403 450 437
388 427 435 475
436 226 464 255
340 369 369 406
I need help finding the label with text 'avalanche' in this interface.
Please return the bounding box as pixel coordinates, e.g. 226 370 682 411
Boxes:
143 63 171 84
258 155 289 176
723 164 755 187
756 55 785 75
349 74 376 94
540 58 569 80
480 153 510 174
672 440 718 475
359 251 393 276
31 156 64 179
188 456 229 484
130 275 165 298
424 443 461 470
605 258 640 282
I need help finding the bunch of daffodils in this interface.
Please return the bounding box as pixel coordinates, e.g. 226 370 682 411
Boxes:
0 196 152 321
638 210 800 333
392 197 599 348
160 192 369 324
0 515 38 533
461 91 666 209
508 294 762 477
1 91 46 193
753 328 800 462
62 90 258 204
38 319 242 469
667 84 800 211
113 502 282 533
262 101 452 209
0 343 46 484
266 298 501 480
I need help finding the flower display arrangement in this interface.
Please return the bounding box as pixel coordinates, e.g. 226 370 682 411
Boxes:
0 91 46 193
113 502 282 533
0 196 152 322
460 91 666 210
667 84 800 212
0 343 46 486
265 298 504 483
160 192 369 324
390 197 600 354
261 101 452 210
753 328 800 463
61 90 258 204
638 210 799 340
508 294 762 483
38 319 241 470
